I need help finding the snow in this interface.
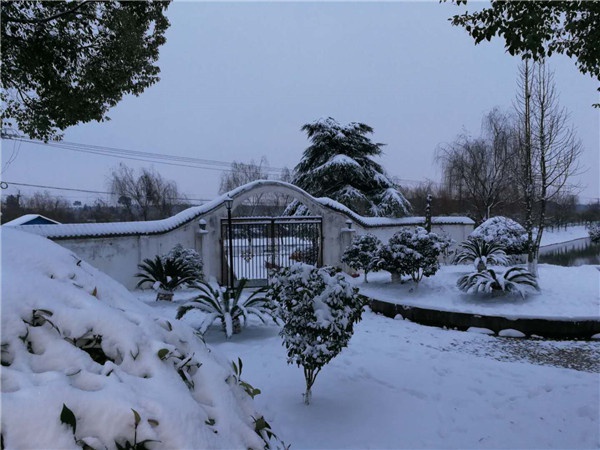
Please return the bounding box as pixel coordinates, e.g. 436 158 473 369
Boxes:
498 329 527 338
354 264 600 321
540 225 591 246
3 225 599 449
0 228 270 449
143 297 600 449
3 213 61 226
313 154 361 172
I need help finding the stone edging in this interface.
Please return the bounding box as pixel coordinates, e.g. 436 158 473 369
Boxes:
364 296 600 340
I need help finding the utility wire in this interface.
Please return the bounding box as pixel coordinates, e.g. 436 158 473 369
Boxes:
2 135 286 174
3 181 211 203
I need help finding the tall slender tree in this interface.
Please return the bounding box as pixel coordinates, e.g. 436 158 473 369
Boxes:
515 61 582 275
293 118 411 217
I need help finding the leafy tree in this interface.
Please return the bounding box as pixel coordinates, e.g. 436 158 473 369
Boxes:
447 1 600 105
293 117 411 217
267 264 366 405
377 227 448 283
341 233 382 282
1 1 170 140
109 163 185 221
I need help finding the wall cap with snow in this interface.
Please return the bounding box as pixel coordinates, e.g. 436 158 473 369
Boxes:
5 180 474 239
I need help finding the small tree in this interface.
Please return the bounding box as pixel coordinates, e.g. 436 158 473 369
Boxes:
341 234 382 282
377 227 447 283
268 264 367 405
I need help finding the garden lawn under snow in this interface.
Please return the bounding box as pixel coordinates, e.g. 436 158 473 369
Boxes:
0 229 271 449
353 264 600 321
143 296 600 449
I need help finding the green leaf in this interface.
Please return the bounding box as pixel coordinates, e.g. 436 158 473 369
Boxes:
157 348 169 360
60 404 77 434
147 418 159 427
132 409 141 427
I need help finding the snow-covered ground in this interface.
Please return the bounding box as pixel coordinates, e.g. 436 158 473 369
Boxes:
3 224 599 449
353 264 600 321
143 297 600 449
540 225 590 246
1 229 272 449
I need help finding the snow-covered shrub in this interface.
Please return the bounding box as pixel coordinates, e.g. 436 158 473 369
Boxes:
135 255 196 300
470 216 528 255
267 264 367 405
376 227 448 283
1 228 277 449
341 233 383 282
454 238 509 271
588 223 600 244
164 243 204 282
176 279 277 339
457 266 539 299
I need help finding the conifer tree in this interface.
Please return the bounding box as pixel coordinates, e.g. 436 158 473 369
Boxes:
293 118 411 217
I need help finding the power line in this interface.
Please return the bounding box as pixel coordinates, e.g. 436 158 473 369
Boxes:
1 135 286 174
2 181 211 203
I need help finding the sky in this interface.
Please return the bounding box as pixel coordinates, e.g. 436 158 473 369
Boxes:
1 1 598 206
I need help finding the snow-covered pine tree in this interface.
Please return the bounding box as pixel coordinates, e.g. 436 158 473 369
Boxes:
341 233 382 282
293 118 411 217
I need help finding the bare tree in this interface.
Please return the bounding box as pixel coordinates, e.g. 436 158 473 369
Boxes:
219 157 269 194
109 163 185 221
437 108 518 222
515 60 583 275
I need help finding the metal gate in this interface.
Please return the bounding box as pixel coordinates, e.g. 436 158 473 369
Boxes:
221 216 323 287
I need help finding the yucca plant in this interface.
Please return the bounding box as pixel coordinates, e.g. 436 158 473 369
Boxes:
454 238 509 271
457 266 539 299
135 256 197 301
176 279 278 338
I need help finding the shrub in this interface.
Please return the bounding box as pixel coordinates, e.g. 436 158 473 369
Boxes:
341 233 382 282
176 279 277 339
470 216 528 255
454 238 509 271
267 264 367 405
588 223 600 244
135 256 197 300
376 227 448 283
457 266 539 299
164 244 204 282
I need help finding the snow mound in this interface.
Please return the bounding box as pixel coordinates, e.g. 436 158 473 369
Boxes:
466 327 495 335
0 228 270 449
498 329 526 338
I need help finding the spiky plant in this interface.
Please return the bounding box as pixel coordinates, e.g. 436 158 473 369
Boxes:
457 266 539 299
176 279 277 339
135 256 197 300
454 238 509 271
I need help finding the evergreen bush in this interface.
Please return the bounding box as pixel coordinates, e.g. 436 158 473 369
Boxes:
267 264 367 404
470 216 528 255
164 244 204 282
376 227 448 283
341 233 382 282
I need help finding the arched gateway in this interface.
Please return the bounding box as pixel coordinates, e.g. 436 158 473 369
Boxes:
9 180 474 289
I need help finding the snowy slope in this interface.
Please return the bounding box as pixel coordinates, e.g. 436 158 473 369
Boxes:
0 228 272 449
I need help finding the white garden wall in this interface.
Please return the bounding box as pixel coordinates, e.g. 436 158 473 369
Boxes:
9 180 474 289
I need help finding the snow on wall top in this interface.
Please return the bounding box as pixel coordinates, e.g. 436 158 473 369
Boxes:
7 180 474 239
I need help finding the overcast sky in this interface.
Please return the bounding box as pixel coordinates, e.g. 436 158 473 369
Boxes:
2 1 598 206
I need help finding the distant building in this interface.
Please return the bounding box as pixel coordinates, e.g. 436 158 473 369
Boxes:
3 214 61 226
